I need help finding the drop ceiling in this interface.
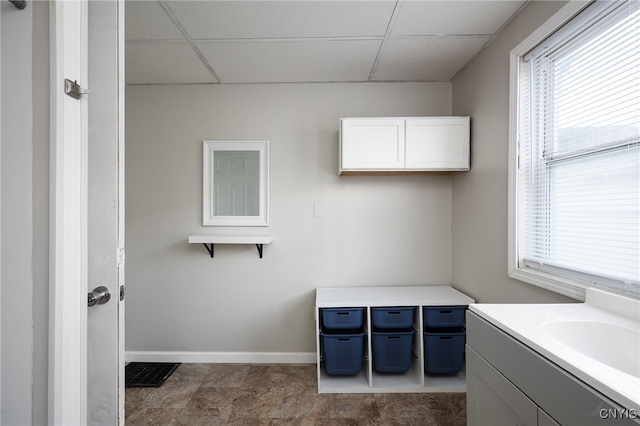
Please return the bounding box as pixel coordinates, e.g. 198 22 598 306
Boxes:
125 0 528 85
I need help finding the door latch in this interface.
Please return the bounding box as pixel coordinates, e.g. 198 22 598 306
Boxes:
64 79 91 99
120 285 125 301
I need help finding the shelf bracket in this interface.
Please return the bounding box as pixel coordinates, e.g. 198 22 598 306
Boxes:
200 242 265 258
202 243 214 258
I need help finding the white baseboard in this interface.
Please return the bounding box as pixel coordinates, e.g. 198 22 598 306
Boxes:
125 351 316 364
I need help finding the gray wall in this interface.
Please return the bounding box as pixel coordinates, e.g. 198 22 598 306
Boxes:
125 82 454 355
1 2 34 424
32 1 50 423
451 1 574 304
1 1 49 423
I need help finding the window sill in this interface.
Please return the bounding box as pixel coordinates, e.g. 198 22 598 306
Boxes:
508 267 588 302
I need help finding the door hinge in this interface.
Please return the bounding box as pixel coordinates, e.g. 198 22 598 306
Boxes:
119 285 125 301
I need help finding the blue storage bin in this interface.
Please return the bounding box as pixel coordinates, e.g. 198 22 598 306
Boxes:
321 308 365 330
371 307 415 329
372 328 414 373
322 330 365 375
423 306 466 328
424 327 465 374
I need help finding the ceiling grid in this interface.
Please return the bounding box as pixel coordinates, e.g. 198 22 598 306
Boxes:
125 0 528 85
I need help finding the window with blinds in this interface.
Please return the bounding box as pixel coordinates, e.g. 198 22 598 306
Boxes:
511 0 639 298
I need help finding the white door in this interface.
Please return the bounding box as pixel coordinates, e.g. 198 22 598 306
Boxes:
49 1 124 424
87 0 125 424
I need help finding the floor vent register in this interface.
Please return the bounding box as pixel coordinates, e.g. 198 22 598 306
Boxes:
125 362 181 388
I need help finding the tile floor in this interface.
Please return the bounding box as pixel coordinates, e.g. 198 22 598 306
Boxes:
125 363 466 425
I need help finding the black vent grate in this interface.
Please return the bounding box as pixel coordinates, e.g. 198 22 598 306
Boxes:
125 362 180 388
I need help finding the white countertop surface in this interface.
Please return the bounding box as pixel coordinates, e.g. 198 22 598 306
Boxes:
470 288 640 412
316 285 474 307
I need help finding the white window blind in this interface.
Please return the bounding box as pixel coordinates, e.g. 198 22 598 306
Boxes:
518 0 640 296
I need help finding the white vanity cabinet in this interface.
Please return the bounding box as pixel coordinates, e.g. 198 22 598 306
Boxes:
339 117 470 175
466 311 639 426
315 286 474 394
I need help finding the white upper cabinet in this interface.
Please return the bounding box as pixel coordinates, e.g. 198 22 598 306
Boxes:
339 117 470 175
340 118 405 170
405 117 470 170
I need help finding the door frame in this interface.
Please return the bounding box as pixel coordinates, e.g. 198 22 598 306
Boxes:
116 0 126 418
48 0 88 424
48 0 125 424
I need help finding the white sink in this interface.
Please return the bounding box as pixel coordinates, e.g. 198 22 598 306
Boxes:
541 320 640 378
469 288 640 412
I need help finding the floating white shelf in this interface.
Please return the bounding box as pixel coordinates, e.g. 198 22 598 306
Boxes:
188 235 274 258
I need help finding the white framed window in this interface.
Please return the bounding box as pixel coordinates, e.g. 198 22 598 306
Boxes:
509 0 640 300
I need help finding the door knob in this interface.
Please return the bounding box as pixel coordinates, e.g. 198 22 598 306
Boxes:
88 286 111 307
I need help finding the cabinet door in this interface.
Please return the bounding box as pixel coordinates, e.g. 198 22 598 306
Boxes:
538 408 561 426
405 117 470 170
341 118 405 170
466 346 538 426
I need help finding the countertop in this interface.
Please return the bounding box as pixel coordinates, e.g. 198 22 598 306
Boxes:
469 288 640 412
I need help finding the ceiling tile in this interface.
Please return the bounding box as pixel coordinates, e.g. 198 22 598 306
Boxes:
126 42 218 84
373 37 491 82
165 0 396 39
197 40 382 83
124 0 529 85
125 1 184 41
391 1 526 36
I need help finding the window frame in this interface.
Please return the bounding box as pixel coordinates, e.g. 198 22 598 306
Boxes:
507 0 639 301
202 140 270 227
